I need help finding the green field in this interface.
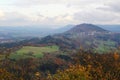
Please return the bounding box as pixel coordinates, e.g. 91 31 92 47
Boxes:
0 55 5 60
9 45 59 60
94 40 116 53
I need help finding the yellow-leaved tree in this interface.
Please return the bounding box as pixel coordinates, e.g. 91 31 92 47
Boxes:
47 64 91 80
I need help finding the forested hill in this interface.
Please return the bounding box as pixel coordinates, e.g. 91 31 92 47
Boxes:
1 23 120 53
65 23 108 34
26 23 120 53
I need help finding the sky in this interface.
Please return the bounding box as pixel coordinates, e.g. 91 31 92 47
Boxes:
0 0 120 27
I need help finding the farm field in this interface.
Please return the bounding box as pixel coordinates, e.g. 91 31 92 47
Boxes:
9 45 59 60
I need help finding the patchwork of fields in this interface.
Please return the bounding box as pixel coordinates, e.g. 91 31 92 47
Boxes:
8 45 59 60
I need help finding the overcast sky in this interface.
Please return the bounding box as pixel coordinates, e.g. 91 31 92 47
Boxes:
0 0 120 27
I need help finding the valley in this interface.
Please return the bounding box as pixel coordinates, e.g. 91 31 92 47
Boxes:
0 0 120 79
0 23 120 80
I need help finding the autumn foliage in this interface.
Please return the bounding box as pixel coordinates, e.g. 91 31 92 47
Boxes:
47 64 91 80
0 48 120 80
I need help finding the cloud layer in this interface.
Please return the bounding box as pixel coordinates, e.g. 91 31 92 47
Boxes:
0 0 120 27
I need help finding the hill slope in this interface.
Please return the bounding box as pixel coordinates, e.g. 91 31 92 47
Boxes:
1 23 120 53
39 24 120 53
99 25 120 32
65 23 108 34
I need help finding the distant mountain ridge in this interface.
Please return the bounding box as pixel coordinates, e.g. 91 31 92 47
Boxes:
99 25 120 32
36 23 120 53
1 23 120 54
65 23 108 34
55 25 74 33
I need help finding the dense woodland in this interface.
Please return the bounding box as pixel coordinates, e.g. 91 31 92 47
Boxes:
0 46 120 80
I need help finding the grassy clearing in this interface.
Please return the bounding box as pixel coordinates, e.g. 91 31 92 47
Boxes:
9 45 59 60
0 55 5 60
94 40 116 53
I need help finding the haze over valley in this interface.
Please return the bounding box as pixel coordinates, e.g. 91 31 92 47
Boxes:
0 0 120 80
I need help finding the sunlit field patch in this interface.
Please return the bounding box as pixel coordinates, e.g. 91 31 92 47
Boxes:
9 45 59 60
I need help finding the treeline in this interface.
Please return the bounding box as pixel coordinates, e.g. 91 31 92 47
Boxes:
0 48 120 80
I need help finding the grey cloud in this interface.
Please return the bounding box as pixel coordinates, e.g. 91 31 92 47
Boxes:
99 0 120 13
0 0 120 26
73 9 120 24
13 0 108 7
0 12 73 26
0 12 33 26
14 0 68 6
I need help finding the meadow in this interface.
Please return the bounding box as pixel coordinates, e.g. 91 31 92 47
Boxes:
9 45 59 60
